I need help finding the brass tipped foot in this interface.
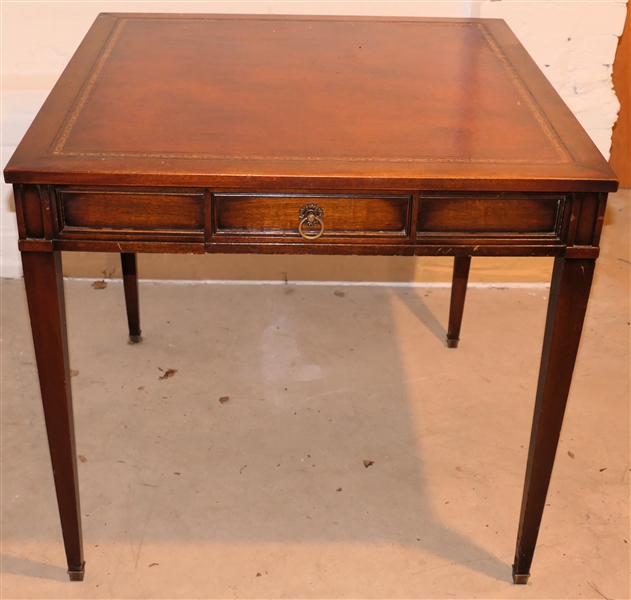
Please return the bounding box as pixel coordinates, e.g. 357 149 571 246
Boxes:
128 334 143 344
447 338 459 349
512 565 530 585
68 563 85 581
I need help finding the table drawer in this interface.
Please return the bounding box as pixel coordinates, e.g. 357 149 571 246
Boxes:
56 187 205 236
213 193 412 240
417 194 565 237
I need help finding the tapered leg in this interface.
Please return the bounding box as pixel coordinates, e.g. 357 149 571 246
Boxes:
447 256 471 348
512 258 595 584
21 251 85 581
120 253 142 343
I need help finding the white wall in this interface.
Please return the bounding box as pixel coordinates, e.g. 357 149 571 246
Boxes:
1 0 627 278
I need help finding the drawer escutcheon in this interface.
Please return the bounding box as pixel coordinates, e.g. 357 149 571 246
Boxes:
298 204 325 240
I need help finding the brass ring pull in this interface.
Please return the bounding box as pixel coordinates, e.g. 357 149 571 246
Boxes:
298 203 325 240
298 215 324 239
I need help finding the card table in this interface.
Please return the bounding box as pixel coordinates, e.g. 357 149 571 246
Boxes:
4 13 618 582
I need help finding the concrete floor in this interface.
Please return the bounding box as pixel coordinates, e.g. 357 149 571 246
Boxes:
1 190 629 599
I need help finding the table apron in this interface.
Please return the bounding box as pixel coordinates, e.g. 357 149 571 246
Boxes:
13 185 607 259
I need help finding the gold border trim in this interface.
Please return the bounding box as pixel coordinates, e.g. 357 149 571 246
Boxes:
53 19 126 155
476 24 571 163
57 150 566 164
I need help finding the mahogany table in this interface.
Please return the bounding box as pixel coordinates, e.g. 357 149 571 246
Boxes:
4 13 618 583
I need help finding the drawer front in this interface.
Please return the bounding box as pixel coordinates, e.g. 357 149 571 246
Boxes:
417 194 565 237
213 193 412 240
56 187 205 236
